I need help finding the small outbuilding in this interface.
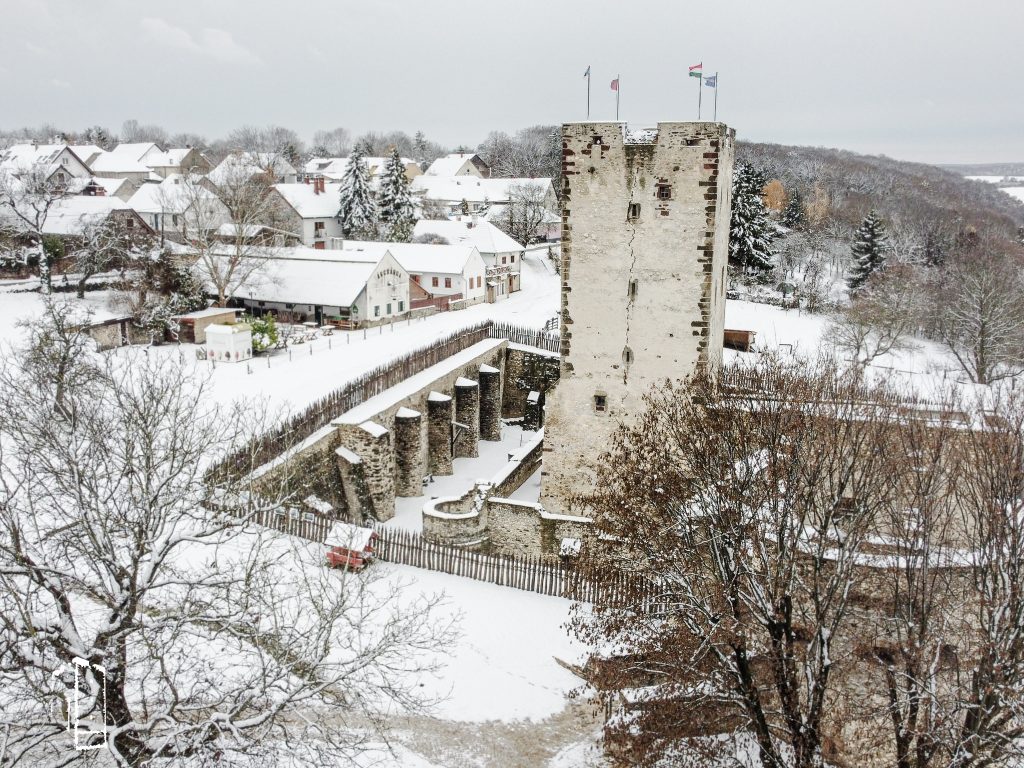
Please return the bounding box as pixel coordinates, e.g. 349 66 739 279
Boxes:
205 323 252 363
174 307 238 344
324 522 378 571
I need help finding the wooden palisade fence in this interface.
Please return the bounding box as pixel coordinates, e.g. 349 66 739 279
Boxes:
210 320 561 480
221 503 653 608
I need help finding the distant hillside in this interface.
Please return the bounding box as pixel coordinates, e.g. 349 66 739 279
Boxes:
939 162 1024 176
738 142 1024 240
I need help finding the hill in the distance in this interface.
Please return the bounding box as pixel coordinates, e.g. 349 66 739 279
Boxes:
938 162 1024 176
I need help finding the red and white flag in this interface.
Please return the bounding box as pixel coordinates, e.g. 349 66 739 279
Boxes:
610 78 619 91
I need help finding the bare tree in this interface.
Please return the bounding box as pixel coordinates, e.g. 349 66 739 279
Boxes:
495 182 549 245
0 161 74 292
572 359 908 768
71 214 152 298
933 238 1024 384
826 265 923 375
171 169 288 307
311 127 352 157
0 314 455 766
119 119 168 145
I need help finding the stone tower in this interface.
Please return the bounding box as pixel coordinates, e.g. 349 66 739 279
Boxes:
540 121 735 515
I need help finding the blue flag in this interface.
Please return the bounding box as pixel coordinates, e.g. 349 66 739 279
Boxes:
703 74 717 88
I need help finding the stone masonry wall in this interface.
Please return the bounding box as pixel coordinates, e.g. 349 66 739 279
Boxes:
541 121 735 517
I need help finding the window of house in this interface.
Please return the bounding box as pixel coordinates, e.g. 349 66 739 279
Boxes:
314 221 325 232
398 300 404 312
172 214 179 226
444 277 452 288
386 303 392 315
374 305 380 317
627 203 641 220
594 394 607 413
511 253 516 262
657 184 672 200
502 255 507 264
432 276 439 287
126 217 135 228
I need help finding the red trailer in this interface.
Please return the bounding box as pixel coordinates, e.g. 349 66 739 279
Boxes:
324 522 378 571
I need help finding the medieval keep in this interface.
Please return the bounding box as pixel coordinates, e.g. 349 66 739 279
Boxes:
541 121 736 515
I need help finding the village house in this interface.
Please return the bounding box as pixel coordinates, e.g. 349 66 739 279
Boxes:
77 176 136 201
137 146 212 178
72 143 212 181
209 151 298 186
220 245 411 327
302 156 422 188
424 151 490 178
0 144 92 185
127 174 229 242
333 240 487 307
412 217 524 299
269 177 342 248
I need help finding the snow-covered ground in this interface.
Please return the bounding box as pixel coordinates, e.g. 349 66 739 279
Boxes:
1005 186 1024 203
389 424 540 532
0 249 560 422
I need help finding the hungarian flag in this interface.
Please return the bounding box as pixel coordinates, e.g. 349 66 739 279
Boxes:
610 78 619 91
689 62 703 78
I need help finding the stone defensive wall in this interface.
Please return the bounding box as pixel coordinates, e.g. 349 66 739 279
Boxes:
249 332 574 554
422 429 593 559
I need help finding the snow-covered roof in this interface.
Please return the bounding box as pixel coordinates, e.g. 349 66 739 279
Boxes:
143 147 195 168
68 144 106 165
424 152 483 177
211 245 393 307
87 143 159 174
25 195 133 236
80 176 132 197
304 156 417 177
209 152 297 185
0 144 89 176
128 174 219 215
410 176 554 204
334 241 479 276
274 182 342 218
413 218 524 254
324 521 375 550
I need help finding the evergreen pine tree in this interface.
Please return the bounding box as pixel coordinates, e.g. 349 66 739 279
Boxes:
781 188 806 230
337 148 378 240
847 210 889 291
377 148 416 242
413 131 429 168
729 163 776 273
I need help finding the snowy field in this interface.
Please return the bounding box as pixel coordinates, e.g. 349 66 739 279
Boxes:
1005 186 1024 203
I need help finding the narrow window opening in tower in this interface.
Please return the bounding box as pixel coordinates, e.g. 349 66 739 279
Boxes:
622 346 633 365
593 393 607 413
628 279 638 299
627 203 640 221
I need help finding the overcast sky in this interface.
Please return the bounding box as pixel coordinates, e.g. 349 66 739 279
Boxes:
1 0 1021 164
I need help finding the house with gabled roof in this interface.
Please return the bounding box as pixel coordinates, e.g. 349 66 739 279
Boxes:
424 152 490 178
412 217 525 298
0 144 92 185
269 178 342 248
209 152 298 186
213 245 411 327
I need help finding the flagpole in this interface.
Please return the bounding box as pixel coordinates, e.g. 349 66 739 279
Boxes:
698 74 702 120
616 74 620 120
714 72 718 121
586 69 591 119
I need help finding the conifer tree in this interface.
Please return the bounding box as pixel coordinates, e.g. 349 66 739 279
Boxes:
782 188 806 230
413 131 429 168
377 148 416 242
337 147 377 240
847 210 889 291
729 162 776 273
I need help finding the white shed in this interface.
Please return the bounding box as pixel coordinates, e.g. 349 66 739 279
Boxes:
206 323 252 363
